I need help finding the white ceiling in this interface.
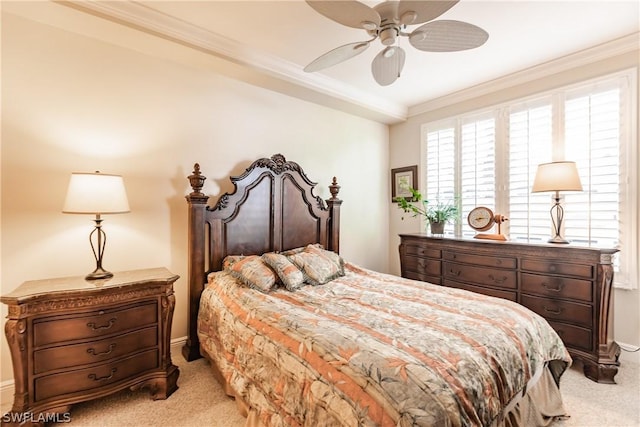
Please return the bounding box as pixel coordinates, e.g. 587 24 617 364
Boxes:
22 1 640 123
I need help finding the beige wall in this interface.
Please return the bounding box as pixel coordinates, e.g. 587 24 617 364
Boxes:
388 49 640 363
0 10 390 388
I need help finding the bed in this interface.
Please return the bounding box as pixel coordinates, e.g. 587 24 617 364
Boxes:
182 154 571 427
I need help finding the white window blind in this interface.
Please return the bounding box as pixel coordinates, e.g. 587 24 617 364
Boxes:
421 70 636 289
564 88 620 249
425 128 455 234
508 103 553 243
460 117 496 237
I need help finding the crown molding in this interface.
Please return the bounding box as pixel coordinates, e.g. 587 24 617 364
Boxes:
57 0 407 124
408 32 640 117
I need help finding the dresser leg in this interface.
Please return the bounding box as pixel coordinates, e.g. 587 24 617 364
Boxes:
582 360 619 384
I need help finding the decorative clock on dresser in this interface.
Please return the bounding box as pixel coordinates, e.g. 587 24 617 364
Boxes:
1 268 180 426
399 234 620 384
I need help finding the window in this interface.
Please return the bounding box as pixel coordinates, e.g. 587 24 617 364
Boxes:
421 70 637 289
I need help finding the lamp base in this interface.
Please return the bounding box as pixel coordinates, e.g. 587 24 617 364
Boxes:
548 235 570 244
86 267 114 281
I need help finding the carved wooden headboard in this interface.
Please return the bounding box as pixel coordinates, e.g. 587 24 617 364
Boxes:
182 154 342 361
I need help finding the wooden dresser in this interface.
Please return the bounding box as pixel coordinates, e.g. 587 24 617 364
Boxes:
399 234 620 383
1 268 180 426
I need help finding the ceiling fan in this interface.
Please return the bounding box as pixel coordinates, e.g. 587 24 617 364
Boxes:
303 0 489 86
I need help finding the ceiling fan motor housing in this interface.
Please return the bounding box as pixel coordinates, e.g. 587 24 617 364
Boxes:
379 27 398 45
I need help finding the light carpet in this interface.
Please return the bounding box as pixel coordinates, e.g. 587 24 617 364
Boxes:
10 354 637 426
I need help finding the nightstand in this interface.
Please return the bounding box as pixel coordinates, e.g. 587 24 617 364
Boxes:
1 268 180 426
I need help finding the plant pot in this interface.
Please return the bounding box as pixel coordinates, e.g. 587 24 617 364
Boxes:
430 221 445 235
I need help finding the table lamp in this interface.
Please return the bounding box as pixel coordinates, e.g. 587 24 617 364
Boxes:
63 171 130 279
532 161 583 244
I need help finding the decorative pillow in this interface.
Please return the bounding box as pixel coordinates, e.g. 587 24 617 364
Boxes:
262 252 305 291
303 244 345 275
287 247 344 286
222 255 245 270
279 246 307 257
224 255 278 293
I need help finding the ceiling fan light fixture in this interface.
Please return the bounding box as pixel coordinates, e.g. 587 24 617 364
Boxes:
379 27 397 46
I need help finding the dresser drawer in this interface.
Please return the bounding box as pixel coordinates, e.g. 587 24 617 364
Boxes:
521 258 593 279
521 295 592 328
404 245 441 259
404 271 441 285
403 255 441 277
34 349 159 402
444 261 516 289
33 326 158 374
444 251 517 269
521 273 592 302
34 302 157 347
547 320 592 352
444 279 517 302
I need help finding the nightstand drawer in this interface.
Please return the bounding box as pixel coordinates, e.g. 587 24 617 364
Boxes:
521 273 592 302
444 261 516 289
34 326 158 374
34 302 157 347
34 349 159 402
521 258 593 279
444 251 516 269
521 295 592 328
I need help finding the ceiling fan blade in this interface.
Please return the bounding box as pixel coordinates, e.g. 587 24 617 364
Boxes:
409 20 489 52
371 46 406 86
397 1 459 25
304 41 370 73
306 0 381 30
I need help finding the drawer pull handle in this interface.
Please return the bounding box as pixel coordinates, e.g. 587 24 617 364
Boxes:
488 274 507 284
87 318 116 331
87 343 116 356
88 368 117 382
542 282 563 292
543 306 563 315
449 269 461 277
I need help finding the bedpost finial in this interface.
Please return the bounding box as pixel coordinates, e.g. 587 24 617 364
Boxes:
188 163 206 196
329 177 341 200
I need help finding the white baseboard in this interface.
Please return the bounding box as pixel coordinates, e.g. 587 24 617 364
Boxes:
619 341 640 364
1 336 189 412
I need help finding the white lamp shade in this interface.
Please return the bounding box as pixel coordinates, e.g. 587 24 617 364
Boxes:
531 161 583 193
63 172 130 214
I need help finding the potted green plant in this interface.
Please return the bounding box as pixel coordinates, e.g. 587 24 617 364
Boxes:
394 187 458 235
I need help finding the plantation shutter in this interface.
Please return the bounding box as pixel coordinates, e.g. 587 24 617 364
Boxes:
508 103 553 243
425 127 455 234
564 88 620 248
460 117 496 237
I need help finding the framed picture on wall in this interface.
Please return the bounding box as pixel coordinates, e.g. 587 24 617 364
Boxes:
391 165 418 202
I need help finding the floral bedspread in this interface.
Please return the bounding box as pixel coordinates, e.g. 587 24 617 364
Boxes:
198 263 570 427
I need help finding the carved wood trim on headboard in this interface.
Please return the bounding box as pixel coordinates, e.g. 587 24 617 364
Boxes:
182 154 342 361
